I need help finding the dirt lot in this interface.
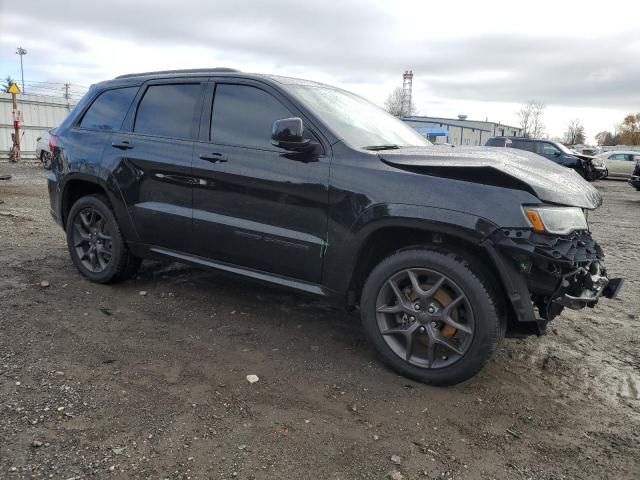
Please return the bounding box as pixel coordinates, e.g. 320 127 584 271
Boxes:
1 162 638 480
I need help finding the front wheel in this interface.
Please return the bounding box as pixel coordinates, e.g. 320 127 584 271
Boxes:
360 248 504 386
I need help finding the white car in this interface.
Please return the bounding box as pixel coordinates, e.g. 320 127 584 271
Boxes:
595 151 639 179
35 129 54 169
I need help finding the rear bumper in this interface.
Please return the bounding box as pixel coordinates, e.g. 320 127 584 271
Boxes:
47 174 63 228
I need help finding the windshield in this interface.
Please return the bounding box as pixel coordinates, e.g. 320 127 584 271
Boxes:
554 142 574 155
284 84 431 149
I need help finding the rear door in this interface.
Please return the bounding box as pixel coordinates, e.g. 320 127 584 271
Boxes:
64 86 139 223
105 79 206 252
510 139 536 153
192 79 330 282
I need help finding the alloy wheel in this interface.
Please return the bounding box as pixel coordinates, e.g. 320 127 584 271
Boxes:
72 208 113 273
375 268 475 369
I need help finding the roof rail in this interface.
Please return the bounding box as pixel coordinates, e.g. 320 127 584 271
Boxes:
115 68 241 79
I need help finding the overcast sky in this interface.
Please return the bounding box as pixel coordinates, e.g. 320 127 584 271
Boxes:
1 0 639 142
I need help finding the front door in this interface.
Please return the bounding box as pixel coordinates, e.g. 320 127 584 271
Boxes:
192 81 330 283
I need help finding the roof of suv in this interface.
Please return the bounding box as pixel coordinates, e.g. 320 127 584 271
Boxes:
100 68 333 91
114 67 242 79
490 136 544 142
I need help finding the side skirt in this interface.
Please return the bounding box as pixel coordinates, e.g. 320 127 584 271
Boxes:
129 243 338 300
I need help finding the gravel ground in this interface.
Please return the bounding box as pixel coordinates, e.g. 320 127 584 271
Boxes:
1 161 638 480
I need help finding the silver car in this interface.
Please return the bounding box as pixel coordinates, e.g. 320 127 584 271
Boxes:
35 129 54 170
595 151 639 179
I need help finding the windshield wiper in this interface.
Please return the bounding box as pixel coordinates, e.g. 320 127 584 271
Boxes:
362 144 401 151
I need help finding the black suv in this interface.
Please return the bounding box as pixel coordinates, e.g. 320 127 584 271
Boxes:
486 136 606 180
47 69 622 385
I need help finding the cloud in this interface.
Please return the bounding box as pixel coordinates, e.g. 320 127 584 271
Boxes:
1 0 639 138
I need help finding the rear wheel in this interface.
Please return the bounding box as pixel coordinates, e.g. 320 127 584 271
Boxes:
41 151 52 170
360 248 504 386
66 194 140 283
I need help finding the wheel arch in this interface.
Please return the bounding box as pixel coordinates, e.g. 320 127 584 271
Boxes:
347 221 498 305
60 174 138 241
334 201 534 324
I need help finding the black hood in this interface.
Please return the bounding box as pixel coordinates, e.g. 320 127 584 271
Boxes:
378 146 602 209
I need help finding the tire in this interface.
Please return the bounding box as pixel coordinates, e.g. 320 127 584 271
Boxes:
360 248 504 386
66 194 141 283
41 151 52 170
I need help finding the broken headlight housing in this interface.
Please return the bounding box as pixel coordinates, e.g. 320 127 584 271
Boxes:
523 206 588 235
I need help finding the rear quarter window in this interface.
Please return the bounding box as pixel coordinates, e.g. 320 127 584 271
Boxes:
79 87 138 131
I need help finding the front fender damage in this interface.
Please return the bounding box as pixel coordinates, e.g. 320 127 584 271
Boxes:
484 228 623 335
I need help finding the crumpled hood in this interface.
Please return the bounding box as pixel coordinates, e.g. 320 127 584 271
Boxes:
378 146 602 209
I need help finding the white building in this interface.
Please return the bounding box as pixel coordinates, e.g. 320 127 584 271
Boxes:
402 115 522 146
0 92 75 160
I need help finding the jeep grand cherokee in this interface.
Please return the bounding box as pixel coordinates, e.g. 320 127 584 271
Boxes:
47 69 623 385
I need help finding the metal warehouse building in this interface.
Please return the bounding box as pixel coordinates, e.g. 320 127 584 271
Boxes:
1 92 74 160
402 115 522 146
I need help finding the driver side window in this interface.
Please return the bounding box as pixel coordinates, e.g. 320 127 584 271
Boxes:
537 143 560 156
211 84 316 151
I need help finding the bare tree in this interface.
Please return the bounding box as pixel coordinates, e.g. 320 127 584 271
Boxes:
564 119 586 145
384 87 414 117
517 100 545 138
2 76 15 91
595 130 616 146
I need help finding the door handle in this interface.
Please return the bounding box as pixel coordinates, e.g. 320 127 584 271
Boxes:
199 152 228 163
112 139 134 150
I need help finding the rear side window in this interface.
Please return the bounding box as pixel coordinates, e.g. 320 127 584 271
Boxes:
511 140 536 152
79 87 138 131
612 154 632 161
134 83 202 139
210 84 292 149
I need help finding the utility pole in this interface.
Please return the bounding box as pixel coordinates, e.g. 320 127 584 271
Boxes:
64 83 70 111
16 47 27 93
7 82 22 162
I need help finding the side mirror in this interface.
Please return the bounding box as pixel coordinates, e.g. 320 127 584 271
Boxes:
554 150 561 157
272 117 312 152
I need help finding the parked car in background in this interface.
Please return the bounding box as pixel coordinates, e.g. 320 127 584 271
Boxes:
47 69 622 385
595 151 638 180
628 157 640 190
585 151 608 178
485 137 604 181
35 129 54 170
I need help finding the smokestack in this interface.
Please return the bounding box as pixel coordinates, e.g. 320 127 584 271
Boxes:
401 70 413 116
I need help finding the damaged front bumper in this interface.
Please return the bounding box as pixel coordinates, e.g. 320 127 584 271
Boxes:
484 228 623 333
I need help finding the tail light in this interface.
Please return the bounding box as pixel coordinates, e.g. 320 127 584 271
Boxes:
48 133 58 153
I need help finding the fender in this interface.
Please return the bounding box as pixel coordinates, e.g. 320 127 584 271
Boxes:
323 202 498 296
59 171 139 242
324 202 539 325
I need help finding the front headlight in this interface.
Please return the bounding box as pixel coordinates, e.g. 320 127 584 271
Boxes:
523 206 588 235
